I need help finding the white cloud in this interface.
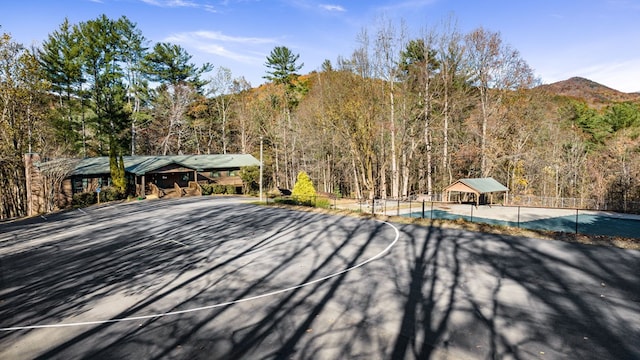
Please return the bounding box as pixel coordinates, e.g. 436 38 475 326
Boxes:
165 31 275 64
190 31 276 44
319 4 346 12
139 0 217 13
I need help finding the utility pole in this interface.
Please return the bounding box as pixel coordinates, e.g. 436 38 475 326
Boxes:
259 136 264 202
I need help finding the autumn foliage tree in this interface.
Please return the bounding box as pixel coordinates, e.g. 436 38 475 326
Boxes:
3 15 640 219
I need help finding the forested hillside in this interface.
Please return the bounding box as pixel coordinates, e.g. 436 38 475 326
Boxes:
1 16 639 219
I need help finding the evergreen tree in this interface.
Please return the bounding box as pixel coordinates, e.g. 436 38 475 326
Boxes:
39 18 84 152
141 42 212 154
142 42 212 90
264 46 303 84
292 171 316 204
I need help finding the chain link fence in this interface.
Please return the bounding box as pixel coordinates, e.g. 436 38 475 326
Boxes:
264 194 639 239
509 195 640 214
328 198 640 239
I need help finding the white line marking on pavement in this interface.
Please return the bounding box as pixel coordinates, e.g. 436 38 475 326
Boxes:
0 220 400 331
169 239 188 247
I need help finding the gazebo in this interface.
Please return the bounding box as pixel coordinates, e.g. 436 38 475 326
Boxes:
443 177 508 206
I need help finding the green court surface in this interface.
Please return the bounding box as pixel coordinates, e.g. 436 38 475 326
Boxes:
406 209 640 238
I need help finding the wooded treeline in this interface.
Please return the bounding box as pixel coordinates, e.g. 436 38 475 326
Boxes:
2 16 640 219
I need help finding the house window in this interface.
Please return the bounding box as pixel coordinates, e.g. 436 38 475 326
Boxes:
229 170 239 177
211 171 221 178
73 179 83 193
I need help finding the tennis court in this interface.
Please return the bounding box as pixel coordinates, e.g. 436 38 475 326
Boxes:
338 199 640 238
405 204 640 238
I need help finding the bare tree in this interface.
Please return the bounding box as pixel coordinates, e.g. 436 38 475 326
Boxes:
38 158 79 212
208 67 235 154
374 18 407 199
465 27 535 176
435 18 467 186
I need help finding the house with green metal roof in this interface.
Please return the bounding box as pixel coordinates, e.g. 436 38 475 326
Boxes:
68 154 260 196
24 153 260 215
443 177 509 206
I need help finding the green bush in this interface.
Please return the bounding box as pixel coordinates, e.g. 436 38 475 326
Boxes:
201 183 238 195
274 197 298 205
99 187 126 202
240 165 259 194
291 195 315 206
73 192 96 207
200 183 214 195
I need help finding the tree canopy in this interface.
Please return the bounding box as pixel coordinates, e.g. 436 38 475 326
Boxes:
2 15 640 219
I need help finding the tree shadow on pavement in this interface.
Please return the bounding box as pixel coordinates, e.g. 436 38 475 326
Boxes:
2 199 638 359
387 222 640 359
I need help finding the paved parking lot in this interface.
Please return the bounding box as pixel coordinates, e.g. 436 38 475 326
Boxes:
1 197 639 359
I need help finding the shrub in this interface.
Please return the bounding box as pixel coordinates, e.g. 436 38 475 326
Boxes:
274 197 298 205
200 183 214 195
73 192 96 207
99 187 126 202
291 171 317 206
225 185 237 194
239 165 259 194
213 185 226 194
292 171 316 198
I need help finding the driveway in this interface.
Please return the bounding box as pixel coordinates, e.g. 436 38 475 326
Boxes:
1 197 638 359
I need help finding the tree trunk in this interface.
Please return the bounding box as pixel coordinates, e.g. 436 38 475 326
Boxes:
480 86 488 177
390 88 399 198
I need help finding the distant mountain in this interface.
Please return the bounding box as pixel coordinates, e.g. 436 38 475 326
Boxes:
538 77 640 106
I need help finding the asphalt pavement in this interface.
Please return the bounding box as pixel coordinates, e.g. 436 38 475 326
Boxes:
1 196 639 359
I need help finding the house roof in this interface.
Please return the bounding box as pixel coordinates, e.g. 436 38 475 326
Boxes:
446 177 509 194
68 154 260 176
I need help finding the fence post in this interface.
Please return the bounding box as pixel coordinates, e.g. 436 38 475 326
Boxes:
517 206 521 228
575 209 579 234
409 199 411 217
431 201 434 220
470 204 474 222
397 199 400 216
372 199 375 216
422 200 425 219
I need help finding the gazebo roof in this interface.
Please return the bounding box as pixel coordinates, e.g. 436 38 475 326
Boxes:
445 177 508 194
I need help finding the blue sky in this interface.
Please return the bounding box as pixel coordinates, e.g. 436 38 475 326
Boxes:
2 0 639 92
